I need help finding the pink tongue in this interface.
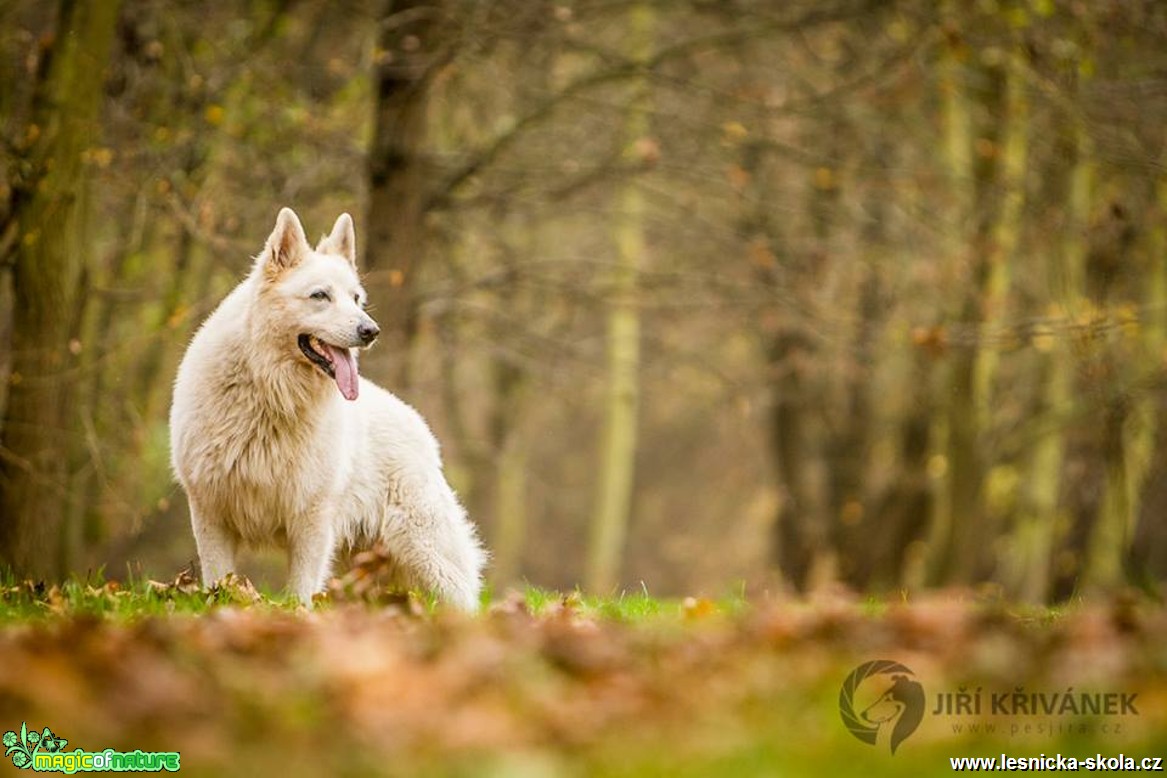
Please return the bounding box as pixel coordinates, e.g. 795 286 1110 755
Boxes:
325 344 359 401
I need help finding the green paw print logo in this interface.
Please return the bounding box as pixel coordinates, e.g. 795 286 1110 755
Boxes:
4 723 67 769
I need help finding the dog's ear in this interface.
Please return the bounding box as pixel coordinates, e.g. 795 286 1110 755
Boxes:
265 207 309 273
316 213 357 268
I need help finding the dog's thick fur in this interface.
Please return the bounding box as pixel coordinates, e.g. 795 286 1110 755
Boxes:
169 208 484 608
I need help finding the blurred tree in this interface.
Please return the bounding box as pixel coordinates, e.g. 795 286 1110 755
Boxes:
0 0 121 578
586 2 654 594
1131 173 1167 585
930 2 993 585
364 0 452 388
1005 14 1088 602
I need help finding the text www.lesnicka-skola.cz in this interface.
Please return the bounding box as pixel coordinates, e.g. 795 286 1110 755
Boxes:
950 754 1163 772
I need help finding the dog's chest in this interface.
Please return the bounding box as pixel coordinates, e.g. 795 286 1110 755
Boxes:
188 397 342 526
226 414 317 482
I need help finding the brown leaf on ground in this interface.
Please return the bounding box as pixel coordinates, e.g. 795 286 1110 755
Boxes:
205 573 261 605
146 567 201 598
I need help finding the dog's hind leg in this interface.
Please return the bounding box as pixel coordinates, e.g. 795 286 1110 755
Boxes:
191 502 238 588
286 512 336 606
382 496 485 611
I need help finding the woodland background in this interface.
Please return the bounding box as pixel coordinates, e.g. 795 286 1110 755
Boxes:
1 0 1166 603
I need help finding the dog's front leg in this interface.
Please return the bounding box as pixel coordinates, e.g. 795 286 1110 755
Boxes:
191 501 238 588
286 512 336 606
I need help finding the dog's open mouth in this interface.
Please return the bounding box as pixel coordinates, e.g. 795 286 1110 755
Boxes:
298 334 360 401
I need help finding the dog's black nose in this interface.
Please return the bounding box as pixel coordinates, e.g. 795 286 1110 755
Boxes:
358 322 380 345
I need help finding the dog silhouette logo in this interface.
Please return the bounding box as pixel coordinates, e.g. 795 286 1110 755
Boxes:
839 660 925 755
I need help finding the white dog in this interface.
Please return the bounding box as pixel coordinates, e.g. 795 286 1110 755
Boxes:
169 208 485 608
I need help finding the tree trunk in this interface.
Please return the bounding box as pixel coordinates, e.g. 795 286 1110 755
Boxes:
871 350 935 590
1130 178 1167 583
586 2 653 594
364 0 446 390
1084 206 1155 592
0 0 121 580
769 328 822 590
490 356 529 588
927 6 978 585
806 119 851 588
1004 73 1086 602
974 46 1027 431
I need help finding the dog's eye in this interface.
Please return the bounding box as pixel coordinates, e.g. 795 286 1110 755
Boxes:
354 294 363 306
309 290 331 302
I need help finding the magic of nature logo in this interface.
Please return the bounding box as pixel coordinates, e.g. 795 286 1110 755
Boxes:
838 660 926 755
3 722 180 773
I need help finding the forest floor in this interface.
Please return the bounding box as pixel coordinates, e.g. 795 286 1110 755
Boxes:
1 561 1165 777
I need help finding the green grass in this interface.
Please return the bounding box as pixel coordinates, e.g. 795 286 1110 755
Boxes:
0 572 300 621
518 581 750 621
0 571 752 624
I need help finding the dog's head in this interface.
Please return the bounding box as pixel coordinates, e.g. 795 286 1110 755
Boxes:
256 207 379 401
